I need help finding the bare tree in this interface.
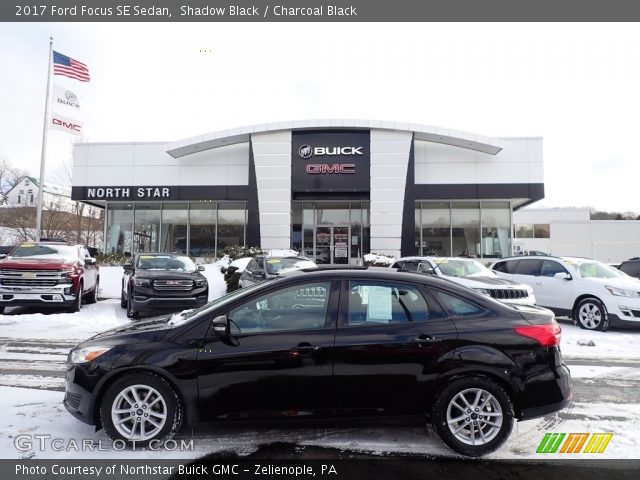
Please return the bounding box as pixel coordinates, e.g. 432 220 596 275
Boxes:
0 156 28 205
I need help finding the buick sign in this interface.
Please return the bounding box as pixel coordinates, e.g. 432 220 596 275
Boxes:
299 145 313 159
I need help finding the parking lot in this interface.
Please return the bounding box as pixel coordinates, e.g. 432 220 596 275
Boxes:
0 265 638 460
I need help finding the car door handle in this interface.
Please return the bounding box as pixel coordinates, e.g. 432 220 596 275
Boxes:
291 343 322 356
413 335 443 346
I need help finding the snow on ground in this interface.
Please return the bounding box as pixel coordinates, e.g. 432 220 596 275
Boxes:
364 253 395 265
558 319 640 359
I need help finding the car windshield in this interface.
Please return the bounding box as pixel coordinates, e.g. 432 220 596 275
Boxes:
10 243 78 261
565 259 626 279
136 255 196 272
265 258 316 274
434 259 494 278
167 281 268 327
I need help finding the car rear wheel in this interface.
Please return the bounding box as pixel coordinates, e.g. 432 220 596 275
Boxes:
575 297 608 331
100 372 183 447
431 377 514 457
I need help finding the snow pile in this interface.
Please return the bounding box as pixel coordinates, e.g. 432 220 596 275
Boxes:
364 253 395 266
227 257 252 273
559 321 640 359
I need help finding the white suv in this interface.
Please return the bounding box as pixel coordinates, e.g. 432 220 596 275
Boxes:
391 257 536 306
490 256 640 331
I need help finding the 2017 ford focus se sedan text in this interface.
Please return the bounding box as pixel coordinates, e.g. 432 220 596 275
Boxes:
64 268 571 457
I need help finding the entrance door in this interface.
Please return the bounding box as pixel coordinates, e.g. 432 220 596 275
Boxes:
314 226 350 265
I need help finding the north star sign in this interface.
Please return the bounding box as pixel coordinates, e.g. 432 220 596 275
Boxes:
86 187 172 199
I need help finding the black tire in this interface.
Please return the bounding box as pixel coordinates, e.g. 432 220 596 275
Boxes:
0 306 5 314
85 278 99 304
574 297 609 331
431 376 514 457
120 289 127 309
127 290 138 319
99 372 183 447
69 282 83 313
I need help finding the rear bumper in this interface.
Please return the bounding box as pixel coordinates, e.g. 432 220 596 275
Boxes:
518 363 572 420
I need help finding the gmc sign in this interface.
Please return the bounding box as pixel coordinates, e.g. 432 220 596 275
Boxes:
306 164 356 174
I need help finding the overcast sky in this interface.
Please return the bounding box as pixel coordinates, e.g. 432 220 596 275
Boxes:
1 22 639 212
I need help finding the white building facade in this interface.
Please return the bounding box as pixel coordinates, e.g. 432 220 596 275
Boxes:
513 208 640 263
71 120 544 263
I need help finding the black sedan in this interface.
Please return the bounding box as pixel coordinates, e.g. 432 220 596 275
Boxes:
66 268 571 457
120 253 208 318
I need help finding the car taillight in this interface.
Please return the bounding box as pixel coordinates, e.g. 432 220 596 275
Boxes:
514 324 561 347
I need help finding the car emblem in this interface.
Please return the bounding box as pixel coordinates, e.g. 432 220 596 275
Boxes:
298 144 313 159
22 272 36 278
166 280 180 285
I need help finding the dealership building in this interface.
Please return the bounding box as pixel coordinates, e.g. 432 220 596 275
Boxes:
71 120 544 264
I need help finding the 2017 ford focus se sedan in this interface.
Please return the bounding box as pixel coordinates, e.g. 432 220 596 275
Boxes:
64 268 571 457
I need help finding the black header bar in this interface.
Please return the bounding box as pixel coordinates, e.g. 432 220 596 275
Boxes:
5 1 640 22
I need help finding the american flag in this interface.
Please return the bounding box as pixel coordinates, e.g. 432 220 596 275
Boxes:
53 51 90 82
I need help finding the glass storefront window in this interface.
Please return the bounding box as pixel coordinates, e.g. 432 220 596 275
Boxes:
420 202 452 257
133 203 160 253
481 201 510 258
161 203 189 253
515 224 534 238
190 202 217 256
452 202 480 257
534 224 550 238
218 202 246 249
350 203 362 260
106 204 133 256
291 202 302 253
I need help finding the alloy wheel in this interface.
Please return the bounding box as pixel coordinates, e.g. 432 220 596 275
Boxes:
446 387 503 446
578 303 602 329
111 384 167 441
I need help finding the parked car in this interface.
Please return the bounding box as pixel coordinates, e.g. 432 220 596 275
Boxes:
391 256 536 306
491 256 640 331
65 267 571 457
121 253 208 318
0 241 99 313
619 258 640 280
238 255 317 288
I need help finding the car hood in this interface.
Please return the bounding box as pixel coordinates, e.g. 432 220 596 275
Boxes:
444 274 527 289
133 270 204 279
581 276 640 288
0 257 76 269
85 316 172 343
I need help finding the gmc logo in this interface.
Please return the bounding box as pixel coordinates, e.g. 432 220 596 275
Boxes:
52 118 81 132
306 164 355 174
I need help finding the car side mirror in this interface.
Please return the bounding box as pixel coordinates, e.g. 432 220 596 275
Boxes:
212 315 229 335
123 263 133 273
0 254 6 260
85 257 97 265
254 269 266 278
197 265 205 272
554 272 572 280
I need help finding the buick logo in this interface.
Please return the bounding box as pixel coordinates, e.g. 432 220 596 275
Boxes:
65 91 77 102
298 145 313 159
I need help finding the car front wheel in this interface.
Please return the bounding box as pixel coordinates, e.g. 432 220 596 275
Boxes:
431 376 514 457
69 282 83 313
100 372 183 447
575 297 608 331
127 290 138 319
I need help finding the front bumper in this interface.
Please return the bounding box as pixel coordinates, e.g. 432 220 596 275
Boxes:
130 293 208 312
0 285 77 307
63 364 96 425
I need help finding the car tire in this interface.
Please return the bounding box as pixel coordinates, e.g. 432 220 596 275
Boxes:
575 297 609 331
85 278 99 304
120 289 127 309
0 306 4 314
99 372 183 447
127 290 138 319
69 282 83 313
431 376 514 457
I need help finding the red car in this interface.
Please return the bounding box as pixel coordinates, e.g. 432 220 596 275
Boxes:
0 242 99 313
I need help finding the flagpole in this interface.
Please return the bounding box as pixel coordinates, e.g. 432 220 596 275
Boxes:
35 37 53 242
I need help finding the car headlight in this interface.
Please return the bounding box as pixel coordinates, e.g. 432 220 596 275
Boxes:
474 288 492 296
195 279 207 287
134 278 151 287
605 285 640 298
70 345 112 364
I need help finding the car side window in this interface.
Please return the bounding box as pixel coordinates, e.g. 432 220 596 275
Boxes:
228 282 331 333
245 259 256 273
432 290 484 317
514 259 542 276
492 261 507 273
347 281 434 325
541 260 568 277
